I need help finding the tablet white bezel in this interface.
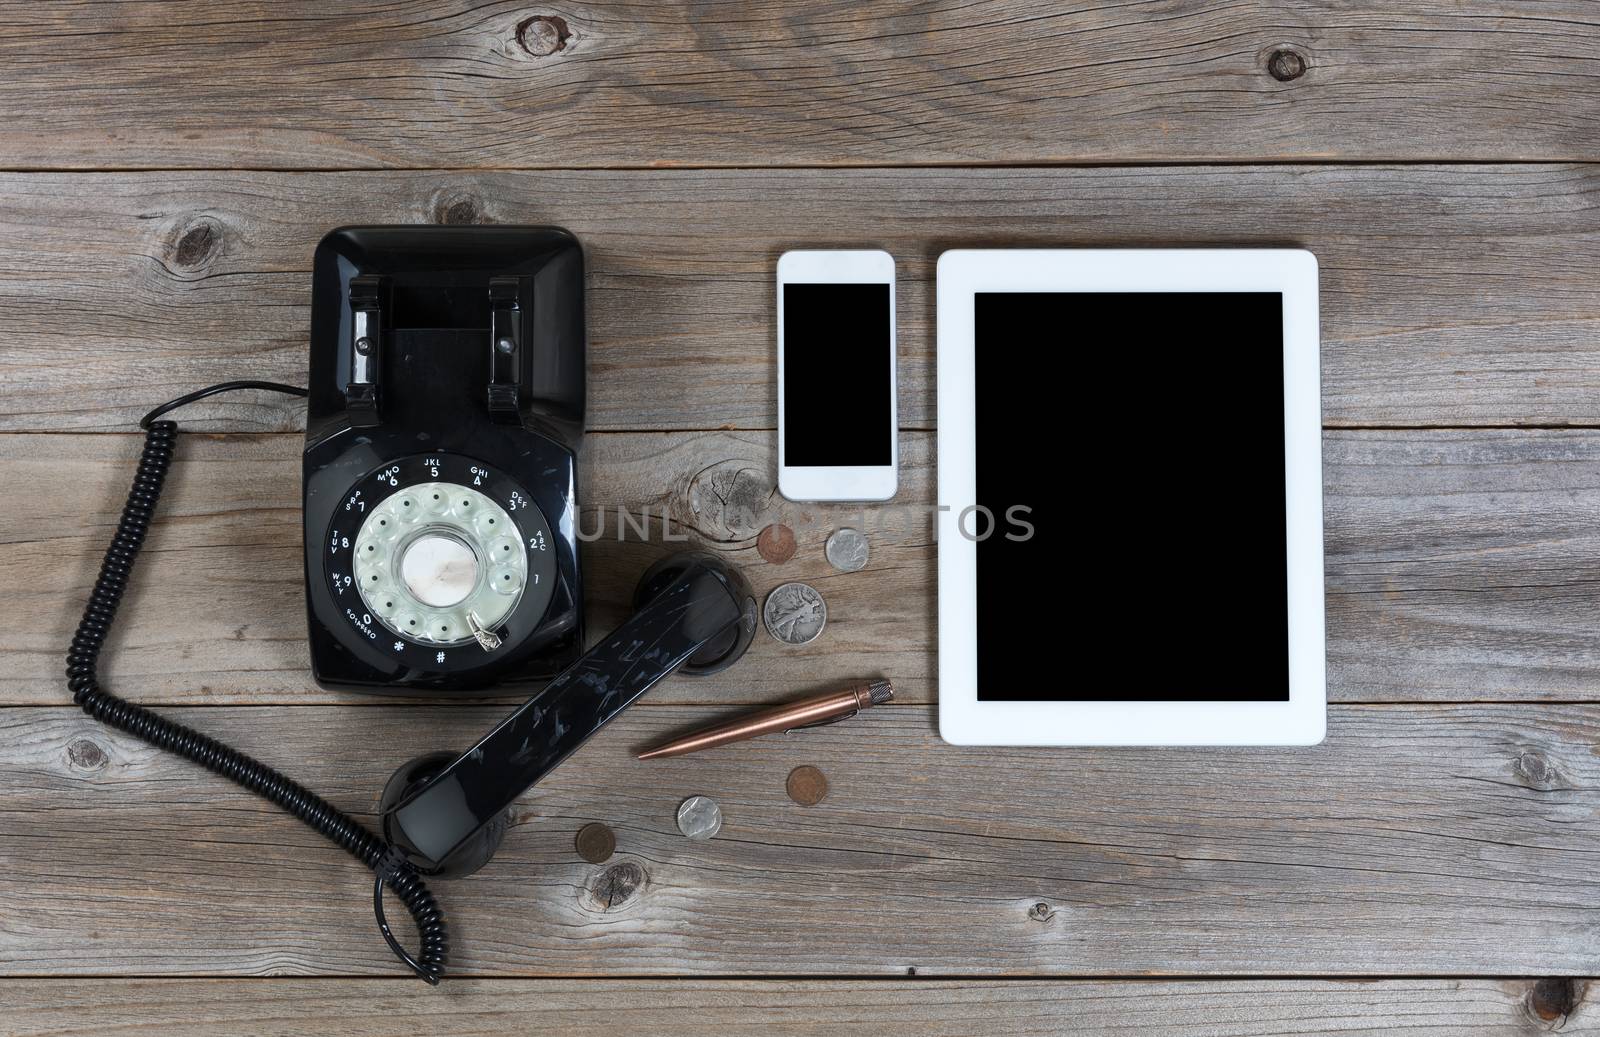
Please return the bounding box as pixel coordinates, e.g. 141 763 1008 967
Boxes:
936 249 1324 746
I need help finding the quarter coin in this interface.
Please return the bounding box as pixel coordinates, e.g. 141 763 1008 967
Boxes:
825 527 869 572
762 581 827 645
676 795 723 840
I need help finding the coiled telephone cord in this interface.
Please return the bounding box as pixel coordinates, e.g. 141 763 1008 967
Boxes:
63 382 449 983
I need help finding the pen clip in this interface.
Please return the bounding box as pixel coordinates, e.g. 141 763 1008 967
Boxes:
785 709 858 734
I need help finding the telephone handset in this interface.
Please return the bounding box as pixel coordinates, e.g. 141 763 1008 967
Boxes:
66 226 757 983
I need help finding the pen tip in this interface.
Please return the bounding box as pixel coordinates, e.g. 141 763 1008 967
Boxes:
636 748 666 761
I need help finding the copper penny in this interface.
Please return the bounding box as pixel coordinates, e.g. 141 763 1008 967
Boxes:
757 523 797 564
786 765 829 806
575 822 617 864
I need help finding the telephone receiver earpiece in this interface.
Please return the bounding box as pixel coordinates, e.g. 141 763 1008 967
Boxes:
378 551 757 877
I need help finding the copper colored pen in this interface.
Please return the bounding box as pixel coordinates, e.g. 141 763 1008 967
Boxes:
638 679 894 759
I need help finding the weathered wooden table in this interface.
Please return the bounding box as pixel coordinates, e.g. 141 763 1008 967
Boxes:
3 3 1599 1033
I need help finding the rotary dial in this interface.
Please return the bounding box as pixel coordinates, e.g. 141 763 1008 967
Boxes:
352 482 527 645
323 453 559 670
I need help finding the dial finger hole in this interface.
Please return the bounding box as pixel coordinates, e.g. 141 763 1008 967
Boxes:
393 495 422 523
491 568 521 594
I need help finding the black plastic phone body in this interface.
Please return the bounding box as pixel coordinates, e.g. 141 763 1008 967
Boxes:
381 552 757 876
303 226 586 693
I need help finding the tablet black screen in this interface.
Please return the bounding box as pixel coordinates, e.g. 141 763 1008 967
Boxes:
973 292 1288 701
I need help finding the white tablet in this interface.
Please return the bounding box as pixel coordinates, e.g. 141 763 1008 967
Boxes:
936 249 1324 746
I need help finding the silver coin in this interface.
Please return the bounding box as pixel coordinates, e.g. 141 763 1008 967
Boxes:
825 527 870 572
763 581 827 645
676 795 722 840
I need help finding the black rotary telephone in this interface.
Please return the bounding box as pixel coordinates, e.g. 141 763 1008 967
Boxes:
66 226 758 982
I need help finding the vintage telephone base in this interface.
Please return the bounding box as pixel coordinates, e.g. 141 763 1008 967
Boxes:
303 226 586 695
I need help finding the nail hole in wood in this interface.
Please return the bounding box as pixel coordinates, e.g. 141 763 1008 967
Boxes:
1267 47 1308 82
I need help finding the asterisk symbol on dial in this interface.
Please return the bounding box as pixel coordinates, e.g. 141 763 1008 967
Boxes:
393 641 404 651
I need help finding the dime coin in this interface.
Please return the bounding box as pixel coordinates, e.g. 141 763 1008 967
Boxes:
825 527 869 572
757 522 797 564
786 765 829 806
676 795 723 840
762 581 827 645
575 822 616 864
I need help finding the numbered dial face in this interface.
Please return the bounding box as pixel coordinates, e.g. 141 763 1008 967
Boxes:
353 482 526 644
324 455 558 668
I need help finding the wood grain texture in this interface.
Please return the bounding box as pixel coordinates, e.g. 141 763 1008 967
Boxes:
2 978 1591 1036
3 166 1600 432
12 427 1600 706
1326 429 1600 701
0 2 1595 170
3 702 1598 977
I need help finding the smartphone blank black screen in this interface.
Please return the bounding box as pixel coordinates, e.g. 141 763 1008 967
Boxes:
974 292 1288 702
783 283 892 466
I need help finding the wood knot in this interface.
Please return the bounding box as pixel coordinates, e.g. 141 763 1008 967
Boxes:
1528 977 1582 1023
430 189 488 226
1027 901 1055 922
168 216 223 272
516 15 571 57
1266 47 1308 82
66 738 108 772
585 860 646 911
1513 750 1561 790
686 461 776 542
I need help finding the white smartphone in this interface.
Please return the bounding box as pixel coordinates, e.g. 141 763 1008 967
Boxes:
776 249 899 502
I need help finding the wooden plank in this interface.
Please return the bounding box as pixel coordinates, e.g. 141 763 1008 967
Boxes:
4 430 933 707
11 427 1600 707
0 2 1595 170
2 978 1591 1036
2 701 1596 977
1326 429 1600 701
2 166 1600 432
